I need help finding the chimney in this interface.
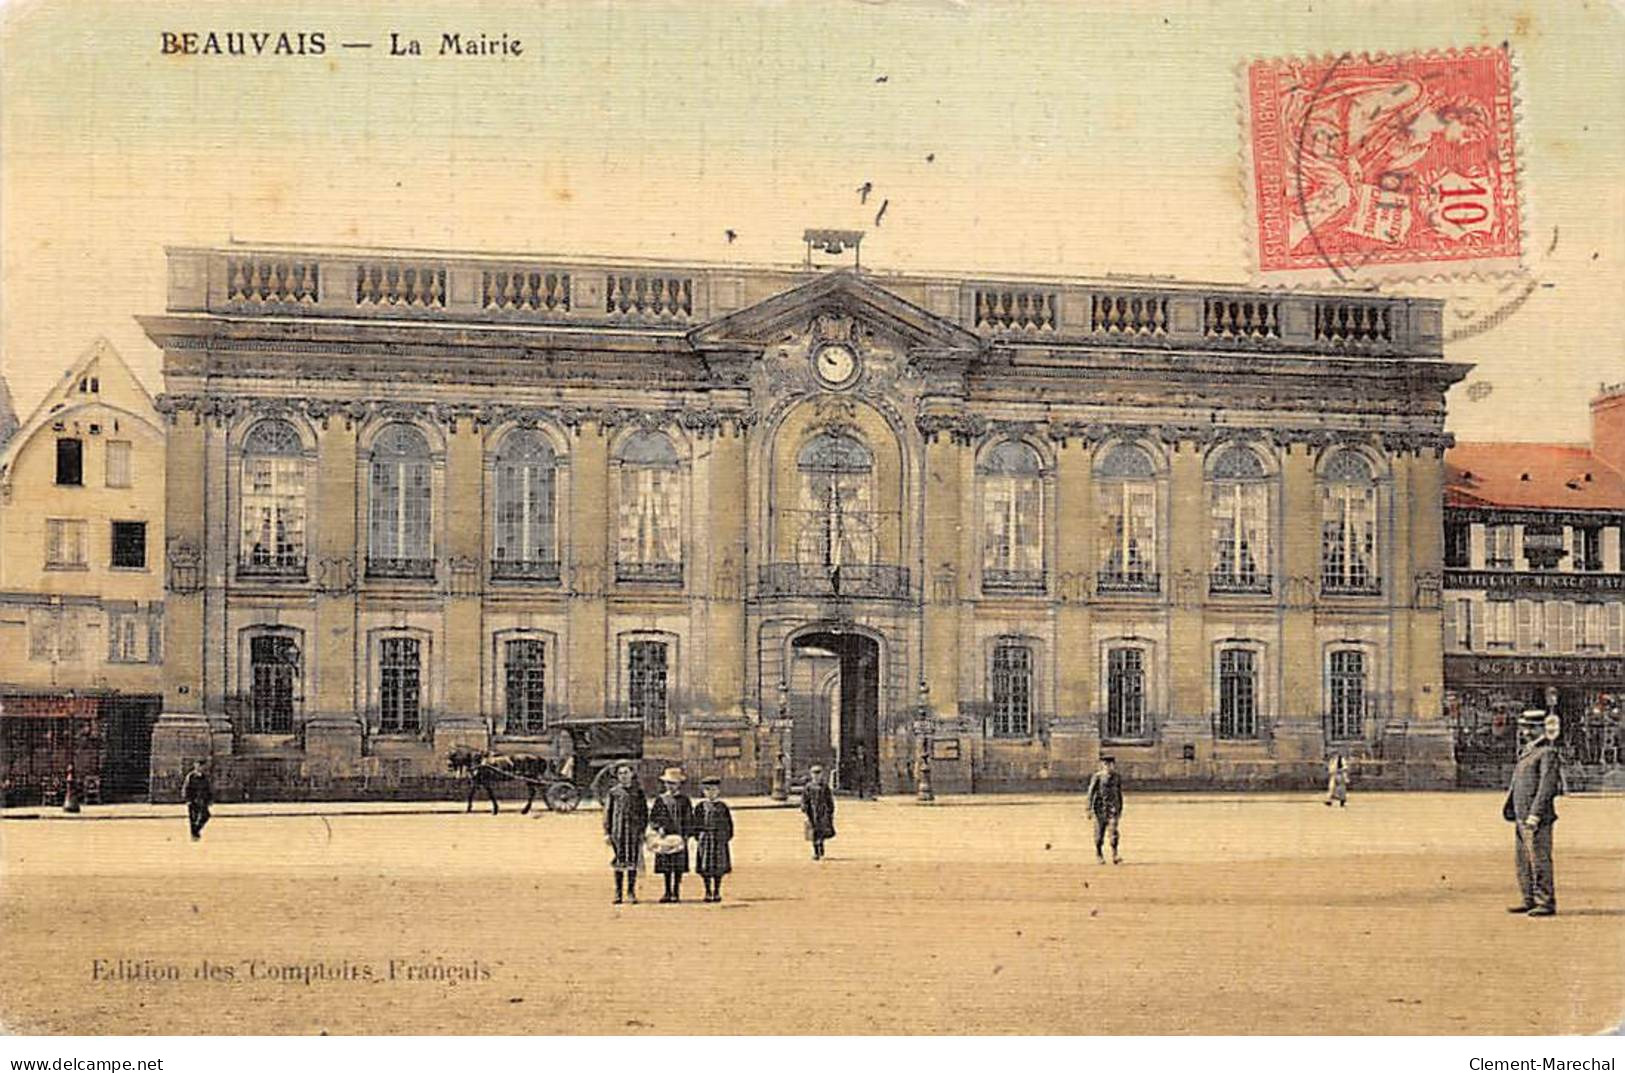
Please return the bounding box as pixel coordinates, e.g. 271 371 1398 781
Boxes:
1593 382 1625 474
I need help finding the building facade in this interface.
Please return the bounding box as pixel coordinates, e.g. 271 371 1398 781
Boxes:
1443 385 1625 788
141 244 1465 799
0 340 165 804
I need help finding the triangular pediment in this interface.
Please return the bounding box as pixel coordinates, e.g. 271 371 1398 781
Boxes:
688 271 982 353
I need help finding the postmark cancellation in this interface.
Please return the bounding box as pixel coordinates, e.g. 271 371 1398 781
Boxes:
1243 46 1524 283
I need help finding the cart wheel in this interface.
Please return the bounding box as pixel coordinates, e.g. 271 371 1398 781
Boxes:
545 782 581 813
590 764 618 803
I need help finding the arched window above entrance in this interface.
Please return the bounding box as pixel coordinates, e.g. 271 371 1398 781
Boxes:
796 432 876 568
798 432 873 473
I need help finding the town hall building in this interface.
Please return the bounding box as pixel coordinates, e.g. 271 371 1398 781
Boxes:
140 240 1466 797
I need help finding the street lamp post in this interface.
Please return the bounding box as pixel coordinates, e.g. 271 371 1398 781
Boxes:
916 679 935 804
771 679 790 802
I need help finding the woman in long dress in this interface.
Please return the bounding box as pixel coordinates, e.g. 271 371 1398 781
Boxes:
602 763 648 904
1325 752 1349 808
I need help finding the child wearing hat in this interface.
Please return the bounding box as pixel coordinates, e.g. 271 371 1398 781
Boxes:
692 776 734 903
649 767 695 904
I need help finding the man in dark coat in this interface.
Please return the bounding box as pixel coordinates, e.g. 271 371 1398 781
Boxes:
649 767 694 903
801 764 836 860
182 760 212 841
1503 712 1563 916
602 763 648 904
1085 755 1123 865
693 776 734 903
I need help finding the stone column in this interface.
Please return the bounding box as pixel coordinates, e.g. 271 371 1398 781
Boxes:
1051 434 1096 778
921 432 962 718
1166 441 1207 758
1402 449 1454 786
568 422 610 719
436 413 487 756
705 426 748 720
1276 442 1321 768
305 414 363 771
149 408 218 799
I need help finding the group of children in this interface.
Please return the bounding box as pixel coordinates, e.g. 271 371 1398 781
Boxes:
602 764 734 904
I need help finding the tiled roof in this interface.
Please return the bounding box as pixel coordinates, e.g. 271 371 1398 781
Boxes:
1445 442 1625 511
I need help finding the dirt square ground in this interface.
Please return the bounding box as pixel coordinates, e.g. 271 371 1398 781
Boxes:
2 790 1621 1035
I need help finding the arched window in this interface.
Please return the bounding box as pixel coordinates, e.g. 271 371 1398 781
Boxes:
1320 450 1379 593
240 420 307 575
796 432 876 569
615 430 683 583
1095 444 1159 592
368 424 433 578
980 441 1045 591
493 430 559 581
1209 445 1271 593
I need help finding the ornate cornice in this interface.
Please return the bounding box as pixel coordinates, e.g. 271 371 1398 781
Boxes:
155 394 757 437
917 408 1442 454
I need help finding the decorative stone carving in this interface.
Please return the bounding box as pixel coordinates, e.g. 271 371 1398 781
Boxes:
1412 570 1442 610
1283 575 1317 610
570 559 605 597
314 557 357 595
714 556 741 601
932 562 956 603
165 538 202 595
1057 570 1088 603
446 555 482 597
1174 569 1203 610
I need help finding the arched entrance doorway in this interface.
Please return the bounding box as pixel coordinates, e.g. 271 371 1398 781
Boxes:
789 628 881 795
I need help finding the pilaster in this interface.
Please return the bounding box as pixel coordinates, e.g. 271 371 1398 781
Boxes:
568 423 610 718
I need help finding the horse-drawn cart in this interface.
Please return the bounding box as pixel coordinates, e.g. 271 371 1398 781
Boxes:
447 718 645 815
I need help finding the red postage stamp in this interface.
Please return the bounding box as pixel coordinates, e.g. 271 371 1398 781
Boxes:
1244 47 1523 282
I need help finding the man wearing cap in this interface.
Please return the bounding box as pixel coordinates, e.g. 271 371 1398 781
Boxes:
693 776 734 903
603 763 648 905
1502 711 1564 917
801 765 837 860
1085 755 1124 865
649 767 695 903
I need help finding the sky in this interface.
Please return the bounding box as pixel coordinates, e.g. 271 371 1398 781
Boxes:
2 0 1621 440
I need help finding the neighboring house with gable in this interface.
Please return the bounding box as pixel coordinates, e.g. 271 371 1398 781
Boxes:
0 339 165 805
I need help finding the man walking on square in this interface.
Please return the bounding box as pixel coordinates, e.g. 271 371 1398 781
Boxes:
1503 711 1564 917
1085 755 1123 865
182 759 212 841
801 764 836 860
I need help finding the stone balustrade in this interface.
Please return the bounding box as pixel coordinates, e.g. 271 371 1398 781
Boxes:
166 245 1444 357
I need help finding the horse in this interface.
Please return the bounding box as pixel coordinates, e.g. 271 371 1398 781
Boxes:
447 747 556 814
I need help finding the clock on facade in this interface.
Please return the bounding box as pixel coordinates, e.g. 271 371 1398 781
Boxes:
812 342 859 388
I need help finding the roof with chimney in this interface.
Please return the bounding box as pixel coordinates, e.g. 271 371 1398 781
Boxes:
1445 442 1625 511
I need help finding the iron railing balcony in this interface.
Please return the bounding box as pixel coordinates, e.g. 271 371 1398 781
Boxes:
758 562 911 599
365 557 435 580
615 560 683 585
1321 575 1383 597
490 558 562 583
1095 570 1161 595
237 556 307 579
982 568 1047 594
1209 572 1272 596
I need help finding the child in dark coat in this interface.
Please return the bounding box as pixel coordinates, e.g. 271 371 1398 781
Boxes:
692 776 734 903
